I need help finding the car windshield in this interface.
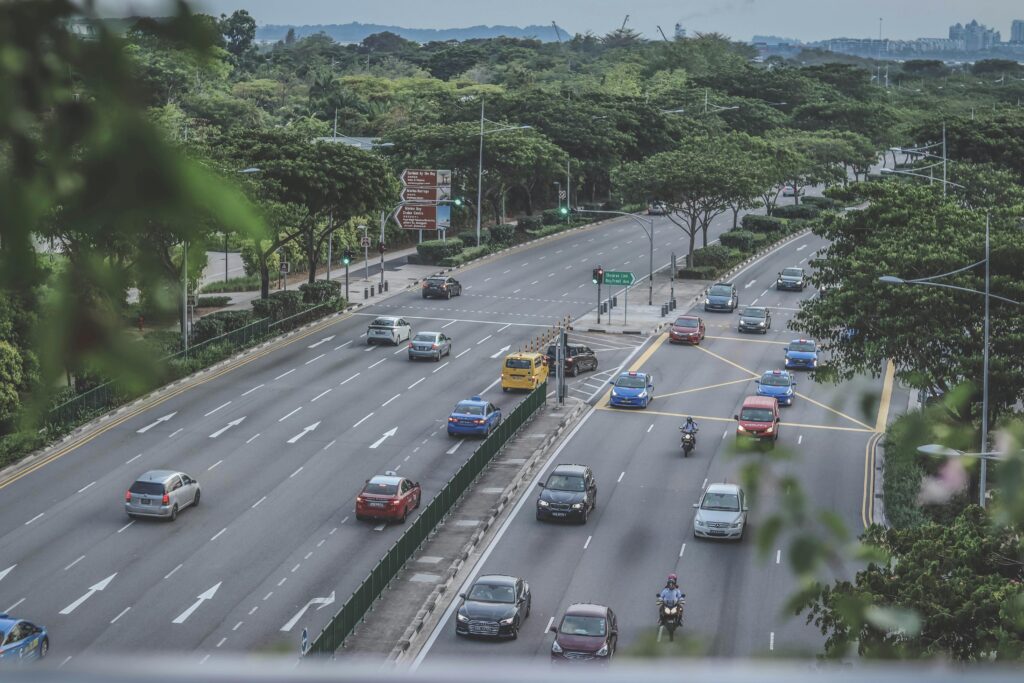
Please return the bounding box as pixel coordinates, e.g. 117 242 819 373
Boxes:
546 474 585 492
740 408 774 422
560 615 606 637
782 268 803 277
673 318 698 328
413 333 438 342
702 492 740 511
741 308 766 318
615 376 646 388
761 373 791 387
709 285 732 296
371 318 396 327
129 481 164 495
455 403 484 416
364 481 398 496
467 583 516 603
790 341 816 352
505 358 532 369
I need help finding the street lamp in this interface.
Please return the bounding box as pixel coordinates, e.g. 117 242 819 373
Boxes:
472 98 531 247
573 208 655 306
880 214 1023 507
885 123 948 194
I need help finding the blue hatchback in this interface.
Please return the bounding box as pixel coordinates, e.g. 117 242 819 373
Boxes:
609 371 654 408
756 370 798 406
784 339 819 370
447 397 502 437
0 614 49 661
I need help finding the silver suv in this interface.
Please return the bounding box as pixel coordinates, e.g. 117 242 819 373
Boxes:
692 483 748 541
125 470 200 521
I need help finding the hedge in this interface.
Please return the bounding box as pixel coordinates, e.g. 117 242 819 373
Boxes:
200 274 261 293
439 244 493 267
693 244 742 270
415 238 465 264
192 310 254 344
486 224 516 246
197 296 230 308
299 280 341 304
517 216 543 231
772 204 820 220
677 265 719 280
251 290 304 320
800 195 838 211
541 208 568 226
742 214 787 233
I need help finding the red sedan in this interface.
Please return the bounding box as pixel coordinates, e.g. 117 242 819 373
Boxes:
669 316 706 345
355 472 421 523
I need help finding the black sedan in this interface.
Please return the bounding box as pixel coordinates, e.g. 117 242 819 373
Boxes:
455 574 531 639
422 276 462 299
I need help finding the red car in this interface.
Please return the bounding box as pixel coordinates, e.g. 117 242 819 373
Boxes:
355 472 421 523
669 315 705 344
551 603 618 663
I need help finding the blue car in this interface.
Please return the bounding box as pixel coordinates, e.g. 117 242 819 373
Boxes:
0 615 49 661
447 396 502 437
756 370 798 406
609 371 654 408
784 339 818 370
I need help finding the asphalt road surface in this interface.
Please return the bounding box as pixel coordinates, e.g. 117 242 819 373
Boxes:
417 229 899 664
0 207 760 664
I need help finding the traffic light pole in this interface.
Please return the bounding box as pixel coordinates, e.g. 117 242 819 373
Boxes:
345 260 350 302
597 280 602 324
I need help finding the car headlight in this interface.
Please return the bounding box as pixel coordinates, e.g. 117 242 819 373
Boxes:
499 617 514 625
638 391 647 398
611 389 619 398
596 644 609 656
758 322 766 327
777 278 783 284
457 613 469 622
737 424 747 432
785 388 793 395
571 503 583 509
551 640 563 654
538 499 549 507
694 517 706 527
731 522 742 528
703 298 710 304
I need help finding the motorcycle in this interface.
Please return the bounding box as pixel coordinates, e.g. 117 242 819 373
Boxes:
656 598 684 641
679 428 697 457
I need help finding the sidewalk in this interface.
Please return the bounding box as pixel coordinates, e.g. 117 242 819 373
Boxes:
575 271 707 336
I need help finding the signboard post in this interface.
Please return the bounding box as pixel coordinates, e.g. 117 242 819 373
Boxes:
602 271 635 324
301 627 309 656
399 169 452 240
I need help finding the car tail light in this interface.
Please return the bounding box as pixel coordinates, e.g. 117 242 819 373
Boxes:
161 493 170 505
125 490 132 502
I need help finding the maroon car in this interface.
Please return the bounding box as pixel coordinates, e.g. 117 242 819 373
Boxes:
550 603 617 663
669 315 705 345
355 472 421 523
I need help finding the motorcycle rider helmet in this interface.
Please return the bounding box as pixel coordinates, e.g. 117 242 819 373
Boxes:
667 573 678 586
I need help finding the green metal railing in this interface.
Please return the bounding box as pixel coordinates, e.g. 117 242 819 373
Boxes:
307 381 548 655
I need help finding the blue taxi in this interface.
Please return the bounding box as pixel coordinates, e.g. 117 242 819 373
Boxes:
609 371 654 409
755 370 798 406
447 397 502 437
0 614 49 661
784 339 819 370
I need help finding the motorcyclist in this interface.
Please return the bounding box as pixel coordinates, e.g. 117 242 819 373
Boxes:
658 573 685 607
680 416 699 442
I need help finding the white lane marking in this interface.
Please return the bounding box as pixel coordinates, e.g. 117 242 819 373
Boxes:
291 564 301 573
583 535 592 550
393 346 407 355
485 277 492 282
796 244 808 251
168 428 183 438
679 542 686 558
204 401 231 417
323 440 336 451
752 298 759 305
432 362 449 373
382 394 401 407
249 606 259 615
312 389 332 402
477 335 492 345
246 433 261 444
110 607 131 624
216 638 227 648
761 289 769 297
479 376 502 395
286 421 320 444
308 335 335 348
207 459 223 471
617 471 625 483
305 552 313 560
317 540 325 548
368 359 385 369
442 320 457 328
5 598 25 612
210 528 227 541
136 412 177 434
64 555 86 571
252 496 267 509
503 269 511 274
702 478 709 490
408 377 426 389
340 373 360 385
497 323 511 332
545 617 555 633
646 423 654 433
800 257 807 264
578 283 585 288
538 256 546 260
335 341 352 350
456 348 471 359
278 407 301 422
164 564 182 580
353 412 374 428
512 288 521 294
446 439 465 455
776 549 781 564
274 369 295 380
290 466 303 478
334 524 342 531
770 632 775 651
373 524 386 532
744 279 757 289
263 592 274 601
126 453 143 465
78 481 96 494
561 292 569 297
242 384 264 397
413 447 420 453
305 353 325 365
530 280 539 285
722 429 728 440
60 573 117 614
24 513 44 526
59 656 72 669
547 273 554 278
364 346 376 353
209 417 246 439
797 434 803 445
233 621 243 631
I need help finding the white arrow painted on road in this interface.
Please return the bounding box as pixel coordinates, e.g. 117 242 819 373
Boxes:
60 573 116 614
744 280 757 289
172 582 221 624
136 412 177 434
0 565 15 583
287 422 321 444
307 335 335 349
368 427 398 449
280 591 336 632
489 345 512 359
209 417 246 439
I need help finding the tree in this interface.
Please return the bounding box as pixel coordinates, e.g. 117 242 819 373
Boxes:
767 129 848 204
284 27 296 45
800 506 1024 661
218 9 256 64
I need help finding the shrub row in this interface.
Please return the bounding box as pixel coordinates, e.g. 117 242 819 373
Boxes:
191 309 255 345
439 244 494 267
200 274 261 293
415 238 465 265
251 290 305 320
678 215 810 281
196 295 231 308
772 203 820 220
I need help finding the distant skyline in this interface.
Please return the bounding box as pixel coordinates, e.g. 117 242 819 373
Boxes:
89 1 1024 43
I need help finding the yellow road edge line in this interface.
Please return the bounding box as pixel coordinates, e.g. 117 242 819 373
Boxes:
0 313 350 491
703 335 790 346
594 406 875 433
875 360 896 433
596 333 668 408
658 377 754 399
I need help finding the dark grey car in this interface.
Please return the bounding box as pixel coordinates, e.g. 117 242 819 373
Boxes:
704 283 738 312
738 306 772 334
536 464 597 524
776 267 807 291
408 331 452 361
455 574 531 639
422 276 461 299
125 470 200 521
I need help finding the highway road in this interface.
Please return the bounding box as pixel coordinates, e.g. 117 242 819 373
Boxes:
417 228 901 664
0 206 758 663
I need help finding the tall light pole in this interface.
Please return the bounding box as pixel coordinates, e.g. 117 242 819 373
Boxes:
885 123 947 196
574 208 655 306
473 98 531 247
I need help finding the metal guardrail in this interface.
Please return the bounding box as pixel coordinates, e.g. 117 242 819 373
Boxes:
307 381 548 655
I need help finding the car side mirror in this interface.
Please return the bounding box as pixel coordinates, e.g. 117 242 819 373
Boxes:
783 347 790 352
792 382 798 386
549 626 558 633
733 414 739 420
754 380 761 384
537 482 545 489
743 506 750 512
459 593 467 599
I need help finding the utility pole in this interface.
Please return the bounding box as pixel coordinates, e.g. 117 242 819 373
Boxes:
181 241 189 358
358 224 369 281
476 98 485 248
326 214 333 282
379 210 386 291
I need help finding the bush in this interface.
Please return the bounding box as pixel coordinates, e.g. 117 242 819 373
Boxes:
719 230 758 253
677 265 719 280
541 208 568 225
800 195 837 211
824 184 866 205
742 214 787 233
196 296 230 308
772 204 820 220
240 241 280 278
517 216 542 231
251 290 304 321
200 274 261 293
486 224 516 246
525 223 574 239
192 310 254 344
416 238 465 264
693 244 742 270
299 280 341 304
440 245 493 267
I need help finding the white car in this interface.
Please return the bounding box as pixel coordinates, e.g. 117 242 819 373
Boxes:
692 483 748 541
781 185 804 197
366 316 412 346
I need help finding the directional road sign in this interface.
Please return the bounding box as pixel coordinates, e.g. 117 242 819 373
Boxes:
401 169 451 188
602 271 635 286
400 186 452 202
395 204 439 230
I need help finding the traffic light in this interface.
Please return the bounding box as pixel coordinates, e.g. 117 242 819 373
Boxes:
342 249 352 266
378 241 386 254
592 266 604 284
559 206 569 216
453 197 463 206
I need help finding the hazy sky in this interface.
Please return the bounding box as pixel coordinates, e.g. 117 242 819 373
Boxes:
92 0 1024 42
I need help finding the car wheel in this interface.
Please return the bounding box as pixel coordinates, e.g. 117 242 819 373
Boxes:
422 292 428 299
592 360 598 371
526 597 532 619
356 513 367 522
168 504 178 522
570 364 579 377
502 387 508 392
580 507 589 524
193 490 200 507
39 637 49 659
511 621 520 640
399 506 408 524
446 290 452 299
434 352 441 362
366 338 373 346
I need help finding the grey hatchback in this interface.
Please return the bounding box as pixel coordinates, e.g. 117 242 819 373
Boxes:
125 470 200 521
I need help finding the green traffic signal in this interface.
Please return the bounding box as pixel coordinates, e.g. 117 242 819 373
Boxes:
453 198 463 206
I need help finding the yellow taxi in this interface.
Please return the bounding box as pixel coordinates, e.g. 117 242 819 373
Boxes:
501 352 548 392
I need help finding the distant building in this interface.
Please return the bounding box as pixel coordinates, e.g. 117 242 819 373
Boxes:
674 23 686 39
1011 20 1024 44
948 20 1000 51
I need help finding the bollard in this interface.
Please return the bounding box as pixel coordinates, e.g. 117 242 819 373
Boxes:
384 280 389 292
661 304 668 317
671 298 677 310
612 295 617 308
370 285 375 296
363 288 368 300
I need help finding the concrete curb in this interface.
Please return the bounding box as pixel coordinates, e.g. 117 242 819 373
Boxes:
386 399 587 663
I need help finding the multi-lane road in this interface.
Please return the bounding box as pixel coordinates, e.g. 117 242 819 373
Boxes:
0 207 758 663
417 229 903 664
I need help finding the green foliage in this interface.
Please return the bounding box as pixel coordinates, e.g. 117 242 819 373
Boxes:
800 195 838 211
677 265 719 280
439 245 493 267
0 341 23 424
772 204 820 220
517 216 543 232
251 290 304 320
742 214 787 232
299 280 341 304
719 229 758 253
485 224 516 246
191 310 253 344
196 296 231 308
541 208 567 225
416 238 465 264
692 244 742 270
200 274 261 293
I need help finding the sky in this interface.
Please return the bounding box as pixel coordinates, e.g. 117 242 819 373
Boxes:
91 0 1024 42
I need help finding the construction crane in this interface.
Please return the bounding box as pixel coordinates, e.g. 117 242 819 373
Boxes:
656 25 670 42
621 14 630 31
551 21 562 43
